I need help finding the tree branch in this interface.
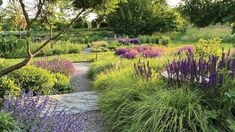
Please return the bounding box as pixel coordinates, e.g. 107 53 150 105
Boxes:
32 9 86 55
0 55 32 76
19 0 30 27
28 0 46 29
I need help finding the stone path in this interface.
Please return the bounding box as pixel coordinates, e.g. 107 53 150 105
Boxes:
45 63 107 132
45 91 99 114
71 63 92 92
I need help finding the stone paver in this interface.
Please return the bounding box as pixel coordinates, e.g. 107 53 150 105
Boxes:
45 91 99 114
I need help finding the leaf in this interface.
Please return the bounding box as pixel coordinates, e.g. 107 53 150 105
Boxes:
225 90 235 98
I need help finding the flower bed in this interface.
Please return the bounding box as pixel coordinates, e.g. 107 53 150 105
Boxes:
34 58 76 77
117 38 140 44
115 46 162 59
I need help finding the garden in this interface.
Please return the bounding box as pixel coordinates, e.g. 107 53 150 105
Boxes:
1 0 235 132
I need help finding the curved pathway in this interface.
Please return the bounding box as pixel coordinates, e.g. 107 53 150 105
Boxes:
45 62 107 132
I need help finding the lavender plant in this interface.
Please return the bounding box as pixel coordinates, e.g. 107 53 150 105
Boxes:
1 91 83 132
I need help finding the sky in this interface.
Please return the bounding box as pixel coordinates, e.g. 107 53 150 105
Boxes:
168 0 181 7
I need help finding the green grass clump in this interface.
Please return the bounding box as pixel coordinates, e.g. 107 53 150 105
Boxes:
129 89 208 132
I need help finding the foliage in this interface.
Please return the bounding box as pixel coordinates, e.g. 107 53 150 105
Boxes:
6 1 27 34
88 55 124 79
36 41 85 56
89 41 109 52
53 73 73 94
0 76 20 98
9 66 56 95
1 91 83 131
34 58 76 77
0 35 27 58
139 35 160 44
129 89 210 132
169 25 235 43
195 38 221 58
0 36 85 58
0 112 17 132
180 0 235 33
107 0 185 36
159 36 170 45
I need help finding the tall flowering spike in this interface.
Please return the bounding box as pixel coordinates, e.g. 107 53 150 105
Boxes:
227 48 231 57
232 60 235 76
133 61 154 80
218 74 224 86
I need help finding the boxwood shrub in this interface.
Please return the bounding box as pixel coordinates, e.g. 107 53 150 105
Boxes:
9 66 56 95
0 76 20 98
53 73 73 94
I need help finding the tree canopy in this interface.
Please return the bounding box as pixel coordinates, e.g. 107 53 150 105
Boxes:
180 0 235 33
107 0 185 36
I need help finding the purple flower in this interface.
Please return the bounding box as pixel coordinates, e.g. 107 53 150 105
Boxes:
1 91 83 132
115 46 162 59
34 58 75 76
178 46 194 55
128 38 140 44
122 50 138 59
142 50 161 58
115 48 129 55
118 38 140 44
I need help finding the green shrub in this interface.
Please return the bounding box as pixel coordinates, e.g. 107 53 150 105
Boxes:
159 36 170 45
195 38 221 58
89 41 110 53
139 35 160 44
0 77 20 98
0 112 17 132
53 73 73 94
10 66 56 95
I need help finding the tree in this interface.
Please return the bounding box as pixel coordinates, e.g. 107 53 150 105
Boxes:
180 0 235 32
7 1 27 38
0 0 123 77
107 0 185 36
0 0 2 6
40 0 70 39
